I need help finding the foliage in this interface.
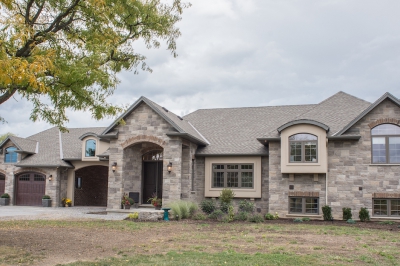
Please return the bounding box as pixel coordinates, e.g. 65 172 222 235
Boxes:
342 207 352 220
0 0 190 130
359 208 370 222
147 193 161 207
219 189 235 204
227 205 234 222
238 200 254 213
170 201 197 220
188 202 198 217
200 199 216 214
347 219 356 224
62 198 72 206
265 213 274 220
248 214 264 223
302 217 310 222
234 211 249 221
42 195 51 199
208 210 224 220
192 213 207 220
322 205 333 221
0 132 16 142
274 212 279 220
293 218 303 223
122 194 134 206
379 221 395 225
170 202 182 220
127 212 139 220
1 193 10 198
219 202 231 213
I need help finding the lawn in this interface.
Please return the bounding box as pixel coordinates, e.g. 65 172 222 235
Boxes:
0 219 399 265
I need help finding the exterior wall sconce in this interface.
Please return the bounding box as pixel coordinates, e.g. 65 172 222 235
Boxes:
48 175 52 181
167 162 172 173
112 162 117 172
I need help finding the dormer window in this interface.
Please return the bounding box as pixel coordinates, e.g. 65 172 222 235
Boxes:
289 134 317 163
85 140 96 157
4 146 17 163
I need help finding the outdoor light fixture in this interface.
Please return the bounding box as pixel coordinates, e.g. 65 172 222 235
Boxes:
112 162 117 172
167 162 172 173
48 175 52 181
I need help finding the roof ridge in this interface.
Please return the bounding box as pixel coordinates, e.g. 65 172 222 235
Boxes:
190 103 316 112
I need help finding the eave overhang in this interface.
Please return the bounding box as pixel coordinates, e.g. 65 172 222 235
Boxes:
166 132 208 146
277 119 330 133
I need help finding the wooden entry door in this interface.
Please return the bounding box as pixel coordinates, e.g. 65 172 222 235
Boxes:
142 161 163 203
16 173 45 206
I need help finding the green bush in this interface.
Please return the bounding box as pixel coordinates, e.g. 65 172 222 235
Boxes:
220 202 232 213
188 202 198 217
219 189 235 204
170 200 198 219
227 205 234 222
192 213 207 220
342 207 352 220
42 195 51 199
359 207 370 222
170 202 182 220
238 200 255 213
209 210 224 220
179 201 189 219
293 218 303 223
127 197 135 205
0 193 10 198
265 213 274 220
248 214 264 223
322 205 333 221
302 217 310 222
127 212 139 219
379 221 395 225
347 219 356 224
234 212 249 221
200 199 216 214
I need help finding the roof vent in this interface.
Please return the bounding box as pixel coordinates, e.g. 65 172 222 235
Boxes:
162 107 169 112
177 116 183 121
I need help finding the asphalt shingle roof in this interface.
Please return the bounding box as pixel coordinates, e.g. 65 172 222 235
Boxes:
8 136 37 153
61 127 106 159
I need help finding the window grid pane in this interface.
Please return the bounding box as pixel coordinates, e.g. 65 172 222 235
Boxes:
390 200 400 216
290 142 302 162
212 164 254 189
227 172 238 187
213 172 224 187
373 199 388 215
389 137 400 163
241 172 253 188
371 124 400 135
4 147 18 163
289 198 302 213
305 198 318 213
372 137 386 163
304 143 317 162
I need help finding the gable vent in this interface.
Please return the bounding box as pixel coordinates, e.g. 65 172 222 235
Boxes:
162 107 169 112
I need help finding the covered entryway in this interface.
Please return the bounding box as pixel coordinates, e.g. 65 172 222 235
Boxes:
74 165 108 206
16 172 45 206
0 173 5 195
142 150 163 203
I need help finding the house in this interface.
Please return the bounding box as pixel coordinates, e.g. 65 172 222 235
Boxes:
1 91 399 219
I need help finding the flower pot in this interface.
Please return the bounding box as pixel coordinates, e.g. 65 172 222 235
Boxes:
124 205 131 210
0 198 10 206
42 199 52 207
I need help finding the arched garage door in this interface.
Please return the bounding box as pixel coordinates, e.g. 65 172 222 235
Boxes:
16 173 45 206
74 166 108 206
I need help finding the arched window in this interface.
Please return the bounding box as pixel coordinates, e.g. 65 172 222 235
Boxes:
4 147 17 163
371 124 400 164
142 150 163 161
85 139 96 157
289 133 318 163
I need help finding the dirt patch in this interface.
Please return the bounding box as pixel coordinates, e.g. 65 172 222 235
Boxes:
0 219 399 265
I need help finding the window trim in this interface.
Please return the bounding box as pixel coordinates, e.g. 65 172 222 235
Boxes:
4 146 18 163
288 197 319 215
211 163 254 189
288 133 318 163
373 198 400 217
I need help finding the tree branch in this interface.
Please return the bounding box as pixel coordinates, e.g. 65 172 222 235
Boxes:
0 87 18 104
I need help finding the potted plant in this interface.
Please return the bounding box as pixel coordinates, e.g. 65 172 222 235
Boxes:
148 193 162 210
0 193 10 206
62 197 72 207
42 195 52 207
121 194 134 209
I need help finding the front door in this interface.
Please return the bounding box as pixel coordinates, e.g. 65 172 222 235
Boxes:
142 161 163 204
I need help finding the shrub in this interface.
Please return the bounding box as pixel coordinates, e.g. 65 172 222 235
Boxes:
322 205 333 221
342 207 352 220
347 219 356 224
188 202 198 217
192 213 207 220
42 195 51 199
179 201 189 219
127 197 135 205
200 199 216 214
220 202 232 213
170 202 182 220
302 217 310 222
293 218 303 223
219 189 235 204
234 212 249 221
359 207 370 222
0 193 10 198
238 200 255 213
128 212 139 219
227 205 234 222
274 212 279 219
209 210 224 220
265 213 274 220
248 214 264 223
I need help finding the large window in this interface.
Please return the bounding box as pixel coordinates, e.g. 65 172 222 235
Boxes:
373 199 400 217
212 164 254 189
289 134 317 163
289 197 319 214
371 124 400 164
4 146 17 163
85 139 96 157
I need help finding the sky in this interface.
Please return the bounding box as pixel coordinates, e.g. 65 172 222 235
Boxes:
1 0 400 138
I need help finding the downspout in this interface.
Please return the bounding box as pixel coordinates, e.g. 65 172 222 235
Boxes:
326 138 328 205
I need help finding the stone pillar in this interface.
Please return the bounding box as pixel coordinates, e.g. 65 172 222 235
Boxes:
107 144 124 209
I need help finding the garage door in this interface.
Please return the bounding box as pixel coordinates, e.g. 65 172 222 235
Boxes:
0 174 5 195
16 173 45 206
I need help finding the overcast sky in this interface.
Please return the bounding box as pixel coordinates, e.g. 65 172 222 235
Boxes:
1 0 400 138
